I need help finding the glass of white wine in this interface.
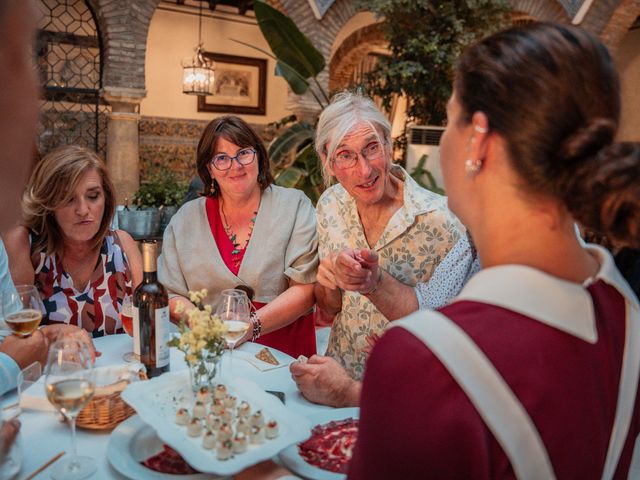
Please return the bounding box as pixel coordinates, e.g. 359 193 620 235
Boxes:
44 337 96 480
2 285 43 337
217 289 250 377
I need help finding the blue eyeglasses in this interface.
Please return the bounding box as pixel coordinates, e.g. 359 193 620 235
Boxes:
210 148 257 171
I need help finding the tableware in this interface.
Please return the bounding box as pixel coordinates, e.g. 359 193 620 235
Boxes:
121 295 139 362
121 371 311 476
107 415 219 479
279 407 360 480
24 451 65 480
217 289 250 376
44 338 96 480
233 348 293 372
2 285 43 337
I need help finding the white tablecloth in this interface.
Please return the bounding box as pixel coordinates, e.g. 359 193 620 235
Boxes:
10 334 330 479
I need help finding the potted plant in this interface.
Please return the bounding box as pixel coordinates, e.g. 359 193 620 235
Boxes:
118 171 188 239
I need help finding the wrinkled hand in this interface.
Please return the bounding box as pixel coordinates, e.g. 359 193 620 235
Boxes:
0 330 48 370
41 324 100 364
330 248 380 294
363 332 381 355
0 419 20 463
316 252 339 290
290 355 360 407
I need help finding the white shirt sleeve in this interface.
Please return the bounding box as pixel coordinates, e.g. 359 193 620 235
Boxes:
415 233 481 310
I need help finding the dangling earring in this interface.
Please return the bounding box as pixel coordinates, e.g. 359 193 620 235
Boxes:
210 180 217 195
465 124 488 176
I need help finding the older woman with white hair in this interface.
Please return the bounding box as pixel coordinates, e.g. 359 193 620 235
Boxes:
291 92 470 406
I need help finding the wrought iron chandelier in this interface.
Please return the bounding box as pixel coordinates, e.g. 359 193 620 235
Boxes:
182 1 215 95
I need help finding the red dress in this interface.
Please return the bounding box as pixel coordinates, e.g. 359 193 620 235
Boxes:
206 197 316 359
349 253 640 479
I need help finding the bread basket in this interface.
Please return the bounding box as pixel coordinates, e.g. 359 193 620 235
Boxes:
76 367 147 430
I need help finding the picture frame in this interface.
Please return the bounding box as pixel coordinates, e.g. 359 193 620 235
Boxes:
197 52 267 115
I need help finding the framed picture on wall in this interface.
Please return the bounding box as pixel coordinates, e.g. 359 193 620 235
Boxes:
197 52 267 115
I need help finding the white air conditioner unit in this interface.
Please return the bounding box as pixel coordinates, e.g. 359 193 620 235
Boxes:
406 125 445 190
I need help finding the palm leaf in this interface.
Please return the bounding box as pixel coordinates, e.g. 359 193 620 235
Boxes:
254 1 325 79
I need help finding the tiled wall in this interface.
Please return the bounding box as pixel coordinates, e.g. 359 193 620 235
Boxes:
138 116 272 182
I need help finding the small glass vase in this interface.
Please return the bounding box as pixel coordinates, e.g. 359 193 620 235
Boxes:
187 355 220 392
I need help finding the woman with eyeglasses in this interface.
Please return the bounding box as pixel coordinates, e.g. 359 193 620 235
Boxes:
158 116 318 359
290 92 466 407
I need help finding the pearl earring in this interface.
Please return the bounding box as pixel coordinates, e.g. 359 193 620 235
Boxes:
465 125 488 176
465 158 482 176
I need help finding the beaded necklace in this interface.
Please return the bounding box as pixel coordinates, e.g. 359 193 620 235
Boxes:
220 201 258 267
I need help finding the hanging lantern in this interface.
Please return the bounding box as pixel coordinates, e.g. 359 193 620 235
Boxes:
182 44 214 96
182 2 214 96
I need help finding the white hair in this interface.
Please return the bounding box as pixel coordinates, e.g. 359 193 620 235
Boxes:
315 91 392 186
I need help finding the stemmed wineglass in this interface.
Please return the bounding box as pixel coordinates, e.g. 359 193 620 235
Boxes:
217 289 250 377
2 285 43 337
44 337 96 480
120 295 138 362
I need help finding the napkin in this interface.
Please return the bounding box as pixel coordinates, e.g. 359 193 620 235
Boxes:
20 363 145 412
234 349 292 372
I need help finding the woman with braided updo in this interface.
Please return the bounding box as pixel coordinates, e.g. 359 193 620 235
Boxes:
347 22 640 479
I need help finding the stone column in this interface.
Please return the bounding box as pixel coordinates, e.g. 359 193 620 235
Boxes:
103 87 146 204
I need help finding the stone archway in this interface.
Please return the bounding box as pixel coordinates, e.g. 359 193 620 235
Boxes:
329 23 386 92
86 0 161 201
508 0 570 21
265 0 364 120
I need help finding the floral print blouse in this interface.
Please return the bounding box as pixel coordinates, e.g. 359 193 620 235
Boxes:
317 166 462 379
32 231 133 337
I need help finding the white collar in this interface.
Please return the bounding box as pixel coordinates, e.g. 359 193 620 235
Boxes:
455 244 639 343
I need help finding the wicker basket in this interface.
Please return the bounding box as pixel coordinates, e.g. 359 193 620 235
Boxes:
77 378 137 430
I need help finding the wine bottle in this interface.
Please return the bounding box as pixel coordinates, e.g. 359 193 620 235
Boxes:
133 240 170 378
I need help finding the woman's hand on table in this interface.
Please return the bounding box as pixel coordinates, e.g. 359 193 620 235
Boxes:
41 324 100 363
289 355 361 408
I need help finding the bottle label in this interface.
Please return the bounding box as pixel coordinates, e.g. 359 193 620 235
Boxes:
155 306 170 368
132 306 141 356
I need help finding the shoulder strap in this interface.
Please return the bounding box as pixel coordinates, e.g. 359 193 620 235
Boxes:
601 297 640 480
391 312 556 479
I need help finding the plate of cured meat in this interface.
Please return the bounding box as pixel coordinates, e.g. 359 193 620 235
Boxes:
107 415 221 479
279 407 359 480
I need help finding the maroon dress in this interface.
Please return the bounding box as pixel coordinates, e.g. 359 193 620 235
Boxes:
206 197 316 359
349 249 640 479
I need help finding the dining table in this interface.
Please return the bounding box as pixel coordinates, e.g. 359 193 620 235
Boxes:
7 334 334 479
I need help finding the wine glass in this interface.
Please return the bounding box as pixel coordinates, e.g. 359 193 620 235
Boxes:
2 285 43 337
44 337 96 480
120 295 138 362
217 289 250 376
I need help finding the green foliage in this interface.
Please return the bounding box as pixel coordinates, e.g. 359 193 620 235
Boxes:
268 117 324 204
409 154 445 194
235 1 329 106
242 1 329 204
364 0 511 126
132 170 189 208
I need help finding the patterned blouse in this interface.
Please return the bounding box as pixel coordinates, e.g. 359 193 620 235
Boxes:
31 230 133 337
318 166 463 379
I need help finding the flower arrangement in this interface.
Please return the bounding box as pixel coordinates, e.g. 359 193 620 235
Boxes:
167 289 226 390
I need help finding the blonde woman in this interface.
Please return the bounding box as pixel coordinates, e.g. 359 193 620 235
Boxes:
4 145 142 336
